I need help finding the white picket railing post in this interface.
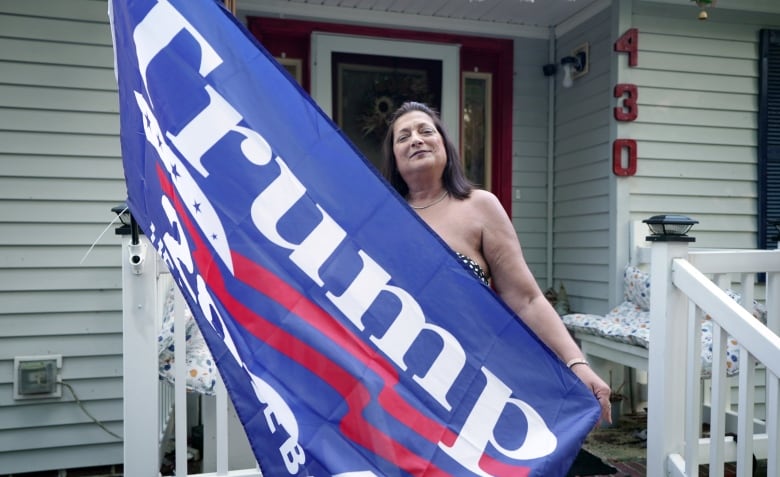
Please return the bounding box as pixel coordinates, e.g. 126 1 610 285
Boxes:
646 235 693 476
122 232 161 476
767 267 780 477
174 286 189 475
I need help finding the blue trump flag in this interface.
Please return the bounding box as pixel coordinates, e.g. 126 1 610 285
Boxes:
109 0 600 475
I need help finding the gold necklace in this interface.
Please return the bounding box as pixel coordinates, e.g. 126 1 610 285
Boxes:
409 191 448 210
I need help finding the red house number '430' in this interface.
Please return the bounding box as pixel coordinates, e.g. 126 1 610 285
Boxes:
612 28 638 176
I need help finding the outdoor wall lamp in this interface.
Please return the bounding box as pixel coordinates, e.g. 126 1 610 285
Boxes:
559 43 589 88
112 202 141 246
643 214 698 242
111 203 131 234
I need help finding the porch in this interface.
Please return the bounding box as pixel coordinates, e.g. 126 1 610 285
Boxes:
115 216 779 477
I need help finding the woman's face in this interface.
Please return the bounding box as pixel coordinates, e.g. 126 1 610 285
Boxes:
391 110 447 180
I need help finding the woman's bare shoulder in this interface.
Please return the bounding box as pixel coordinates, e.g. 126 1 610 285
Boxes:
466 189 507 216
466 188 498 205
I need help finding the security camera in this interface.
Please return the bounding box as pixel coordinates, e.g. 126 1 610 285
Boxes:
128 242 147 275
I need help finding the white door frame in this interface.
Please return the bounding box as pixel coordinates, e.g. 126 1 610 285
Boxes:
311 32 460 147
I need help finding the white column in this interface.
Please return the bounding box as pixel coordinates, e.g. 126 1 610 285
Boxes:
122 234 160 476
646 239 691 476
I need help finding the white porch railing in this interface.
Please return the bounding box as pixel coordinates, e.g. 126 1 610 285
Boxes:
123 228 780 476
646 240 780 477
121 234 261 477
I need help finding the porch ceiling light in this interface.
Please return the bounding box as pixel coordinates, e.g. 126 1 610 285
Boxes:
692 0 716 20
643 214 698 242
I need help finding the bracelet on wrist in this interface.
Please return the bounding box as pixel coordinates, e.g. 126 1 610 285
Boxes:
566 358 589 369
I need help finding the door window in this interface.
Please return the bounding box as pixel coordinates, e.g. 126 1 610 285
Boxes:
462 71 492 188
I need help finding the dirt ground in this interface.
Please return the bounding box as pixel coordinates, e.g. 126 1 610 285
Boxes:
583 410 648 463
581 410 769 477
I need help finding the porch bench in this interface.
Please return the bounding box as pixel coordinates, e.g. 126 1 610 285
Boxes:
562 266 767 377
158 278 218 395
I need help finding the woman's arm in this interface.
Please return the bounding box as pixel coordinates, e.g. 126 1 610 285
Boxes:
475 190 613 424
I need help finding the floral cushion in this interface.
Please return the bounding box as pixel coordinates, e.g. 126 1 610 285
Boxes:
623 265 651 311
562 271 762 377
158 282 218 395
700 319 740 377
562 301 647 346
751 300 768 323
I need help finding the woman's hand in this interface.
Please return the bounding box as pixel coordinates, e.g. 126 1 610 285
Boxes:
571 364 613 426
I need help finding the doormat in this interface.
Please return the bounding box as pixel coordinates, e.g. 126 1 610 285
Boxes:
567 448 618 476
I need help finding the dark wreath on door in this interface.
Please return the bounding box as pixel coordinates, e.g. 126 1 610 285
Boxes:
332 52 442 170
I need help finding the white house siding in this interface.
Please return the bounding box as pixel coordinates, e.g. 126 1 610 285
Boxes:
0 0 125 474
624 2 780 422
513 37 554 288
553 9 614 314
628 1 780 249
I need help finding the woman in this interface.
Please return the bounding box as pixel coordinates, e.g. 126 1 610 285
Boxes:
381 101 612 424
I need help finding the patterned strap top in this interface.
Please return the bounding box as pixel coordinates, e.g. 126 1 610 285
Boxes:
456 252 490 286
